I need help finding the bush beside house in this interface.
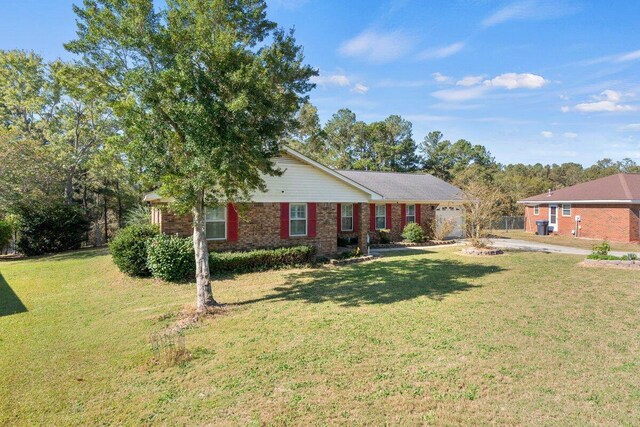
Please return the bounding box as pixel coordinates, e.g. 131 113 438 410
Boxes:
209 246 316 274
401 223 425 243
146 234 196 282
109 224 158 277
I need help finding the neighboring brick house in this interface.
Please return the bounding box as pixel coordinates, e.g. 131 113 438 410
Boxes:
145 146 464 256
519 173 640 243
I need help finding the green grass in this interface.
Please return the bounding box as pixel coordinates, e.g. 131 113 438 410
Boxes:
1 247 640 425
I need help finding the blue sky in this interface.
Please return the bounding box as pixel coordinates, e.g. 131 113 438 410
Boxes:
2 0 639 165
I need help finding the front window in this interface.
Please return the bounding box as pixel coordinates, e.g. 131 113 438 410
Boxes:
562 204 571 217
341 204 353 231
206 206 226 240
290 203 307 236
375 205 386 230
533 205 539 215
406 204 416 223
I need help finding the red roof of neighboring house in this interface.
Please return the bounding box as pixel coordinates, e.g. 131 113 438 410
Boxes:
519 173 640 204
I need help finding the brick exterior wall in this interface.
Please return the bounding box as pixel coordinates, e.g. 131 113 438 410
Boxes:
524 203 640 243
152 202 338 256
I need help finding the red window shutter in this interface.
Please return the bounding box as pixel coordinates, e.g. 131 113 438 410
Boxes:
416 204 422 224
369 204 376 231
336 203 342 233
280 203 289 239
227 203 238 241
353 203 359 231
400 203 406 230
386 204 392 229
308 203 317 237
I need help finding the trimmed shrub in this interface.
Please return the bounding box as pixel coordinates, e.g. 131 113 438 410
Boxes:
146 234 195 282
109 224 159 276
209 245 316 274
15 202 90 256
402 222 425 243
378 229 391 244
587 253 639 261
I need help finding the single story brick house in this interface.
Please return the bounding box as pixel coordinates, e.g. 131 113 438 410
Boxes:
519 173 640 243
145 146 464 256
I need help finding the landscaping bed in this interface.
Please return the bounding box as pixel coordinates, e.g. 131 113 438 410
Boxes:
462 247 504 256
369 240 455 249
329 254 376 266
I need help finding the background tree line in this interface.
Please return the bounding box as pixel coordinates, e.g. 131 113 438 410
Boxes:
0 49 142 252
288 102 640 215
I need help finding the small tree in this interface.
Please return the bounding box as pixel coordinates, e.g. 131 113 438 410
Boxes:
460 180 505 248
67 0 316 312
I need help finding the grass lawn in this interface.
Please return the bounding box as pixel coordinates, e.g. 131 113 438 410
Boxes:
1 247 640 425
492 230 640 253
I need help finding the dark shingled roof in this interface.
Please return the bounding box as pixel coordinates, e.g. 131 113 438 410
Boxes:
337 170 464 202
519 173 640 203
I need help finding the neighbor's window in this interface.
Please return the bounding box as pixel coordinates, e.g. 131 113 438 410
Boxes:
406 204 416 223
533 205 539 215
375 204 386 230
341 203 353 231
206 206 226 240
562 204 571 217
290 203 307 236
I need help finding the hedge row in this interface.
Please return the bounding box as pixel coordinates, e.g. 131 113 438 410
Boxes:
210 245 316 274
110 225 317 281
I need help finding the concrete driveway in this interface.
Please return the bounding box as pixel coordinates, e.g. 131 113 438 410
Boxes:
490 238 638 257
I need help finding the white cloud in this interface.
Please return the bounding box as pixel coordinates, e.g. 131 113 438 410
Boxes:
575 101 635 112
339 30 416 63
351 83 369 94
600 89 621 102
431 72 547 102
432 86 489 102
541 131 553 138
310 73 350 87
432 72 453 84
621 123 640 131
482 0 578 28
417 41 465 60
566 90 637 113
484 73 547 89
616 49 640 62
561 106 571 112
456 75 484 87
563 132 578 138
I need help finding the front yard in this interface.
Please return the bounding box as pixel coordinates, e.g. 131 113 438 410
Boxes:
1 247 639 425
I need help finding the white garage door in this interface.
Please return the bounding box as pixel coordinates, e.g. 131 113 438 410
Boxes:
435 205 465 239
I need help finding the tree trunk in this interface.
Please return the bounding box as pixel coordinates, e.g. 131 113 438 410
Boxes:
193 189 217 313
64 174 74 204
103 195 109 243
115 180 123 229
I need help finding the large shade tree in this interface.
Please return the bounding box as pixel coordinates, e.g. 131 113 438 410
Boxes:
66 0 316 312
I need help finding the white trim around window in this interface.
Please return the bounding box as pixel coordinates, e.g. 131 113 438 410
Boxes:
562 204 571 217
375 204 386 230
341 203 353 232
533 205 539 215
290 203 308 237
406 204 416 223
205 206 227 240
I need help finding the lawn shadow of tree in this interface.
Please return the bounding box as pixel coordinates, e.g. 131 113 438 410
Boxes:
241 255 504 307
0 272 27 317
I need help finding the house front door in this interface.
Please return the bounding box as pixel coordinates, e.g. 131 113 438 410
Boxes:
549 205 558 232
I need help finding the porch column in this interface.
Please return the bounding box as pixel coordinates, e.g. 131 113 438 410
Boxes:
357 202 370 254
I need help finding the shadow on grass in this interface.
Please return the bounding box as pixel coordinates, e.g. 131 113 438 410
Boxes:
0 272 27 317
241 256 504 307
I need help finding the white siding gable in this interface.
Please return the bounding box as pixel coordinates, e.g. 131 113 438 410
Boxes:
250 154 371 202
